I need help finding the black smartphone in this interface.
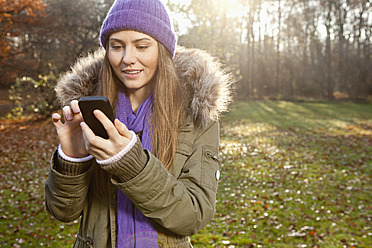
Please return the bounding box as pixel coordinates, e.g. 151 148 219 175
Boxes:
78 96 115 139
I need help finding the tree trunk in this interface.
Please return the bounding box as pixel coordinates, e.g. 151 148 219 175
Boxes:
276 0 282 96
325 1 334 100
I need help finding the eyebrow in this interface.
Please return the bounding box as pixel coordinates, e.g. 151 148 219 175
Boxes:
109 37 153 44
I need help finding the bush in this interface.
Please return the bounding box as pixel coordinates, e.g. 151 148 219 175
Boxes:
8 71 59 118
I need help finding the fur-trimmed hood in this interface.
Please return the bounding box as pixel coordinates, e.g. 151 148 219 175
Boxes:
55 46 234 128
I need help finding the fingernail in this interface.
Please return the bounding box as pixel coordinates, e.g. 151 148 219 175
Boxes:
117 119 124 127
80 122 86 129
67 114 73 120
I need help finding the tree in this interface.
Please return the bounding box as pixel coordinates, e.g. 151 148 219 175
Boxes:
33 0 114 73
0 0 114 87
0 0 46 86
0 0 46 64
2 0 371 100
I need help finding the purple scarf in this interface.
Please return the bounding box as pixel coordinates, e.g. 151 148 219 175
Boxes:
115 90 158 248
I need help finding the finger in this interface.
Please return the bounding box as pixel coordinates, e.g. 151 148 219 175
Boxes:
80 122 108 159
80 122 98 144
52 113 63 129
70 100 80 114
62 105 74 121
80 128 93 156
94 110 117 138
52 112 61 122
114 119 132 138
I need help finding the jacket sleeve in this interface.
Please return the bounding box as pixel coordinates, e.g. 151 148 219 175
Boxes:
103 121 220 236
44 150 94 222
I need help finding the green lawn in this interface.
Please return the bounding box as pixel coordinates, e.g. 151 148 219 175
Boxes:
1 100 371 247
193 101 372 247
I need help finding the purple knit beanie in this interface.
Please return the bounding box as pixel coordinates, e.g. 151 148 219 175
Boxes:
100 0 176 57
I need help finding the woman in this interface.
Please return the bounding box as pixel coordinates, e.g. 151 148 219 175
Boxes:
45 0 233 247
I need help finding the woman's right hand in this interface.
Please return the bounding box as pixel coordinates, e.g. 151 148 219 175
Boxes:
52 100 89 158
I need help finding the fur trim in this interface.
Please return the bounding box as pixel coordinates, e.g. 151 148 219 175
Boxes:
55 46 234 128
174 46 234 127
55 49 105 106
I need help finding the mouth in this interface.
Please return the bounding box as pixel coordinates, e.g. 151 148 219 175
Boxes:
123 69 142 74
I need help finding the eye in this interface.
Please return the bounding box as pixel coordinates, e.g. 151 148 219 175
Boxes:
110 44 123 50
137 45 148 50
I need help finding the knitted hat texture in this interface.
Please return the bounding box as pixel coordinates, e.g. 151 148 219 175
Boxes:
100 0 176 57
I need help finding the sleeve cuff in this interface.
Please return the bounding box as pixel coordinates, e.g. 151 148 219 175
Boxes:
53 149 93 176
96 131 137 165
58 144 94 162
99 135 148 182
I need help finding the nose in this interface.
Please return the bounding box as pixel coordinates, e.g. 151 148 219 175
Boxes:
122 47 136 65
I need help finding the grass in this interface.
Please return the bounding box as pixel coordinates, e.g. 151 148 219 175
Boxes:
1 100 371 247
0 117 79 247
192 101 372 247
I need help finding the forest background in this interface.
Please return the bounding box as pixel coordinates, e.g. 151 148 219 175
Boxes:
1 0 371 116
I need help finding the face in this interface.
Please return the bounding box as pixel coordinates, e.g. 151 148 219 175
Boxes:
108 30 159 97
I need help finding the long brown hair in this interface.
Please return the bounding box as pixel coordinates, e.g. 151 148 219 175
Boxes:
93 41 185 196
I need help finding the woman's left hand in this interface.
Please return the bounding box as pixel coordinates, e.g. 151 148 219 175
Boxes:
80 109 133 161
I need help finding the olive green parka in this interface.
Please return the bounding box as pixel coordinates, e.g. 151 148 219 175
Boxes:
45 46 233 247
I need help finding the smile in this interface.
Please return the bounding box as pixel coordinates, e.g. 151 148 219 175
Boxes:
123 70 142 74
122 69 143 79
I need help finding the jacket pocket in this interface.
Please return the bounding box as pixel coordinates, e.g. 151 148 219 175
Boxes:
201 146 220 192
172 140 193 178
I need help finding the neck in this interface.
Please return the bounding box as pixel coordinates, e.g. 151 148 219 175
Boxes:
127 88 151 115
